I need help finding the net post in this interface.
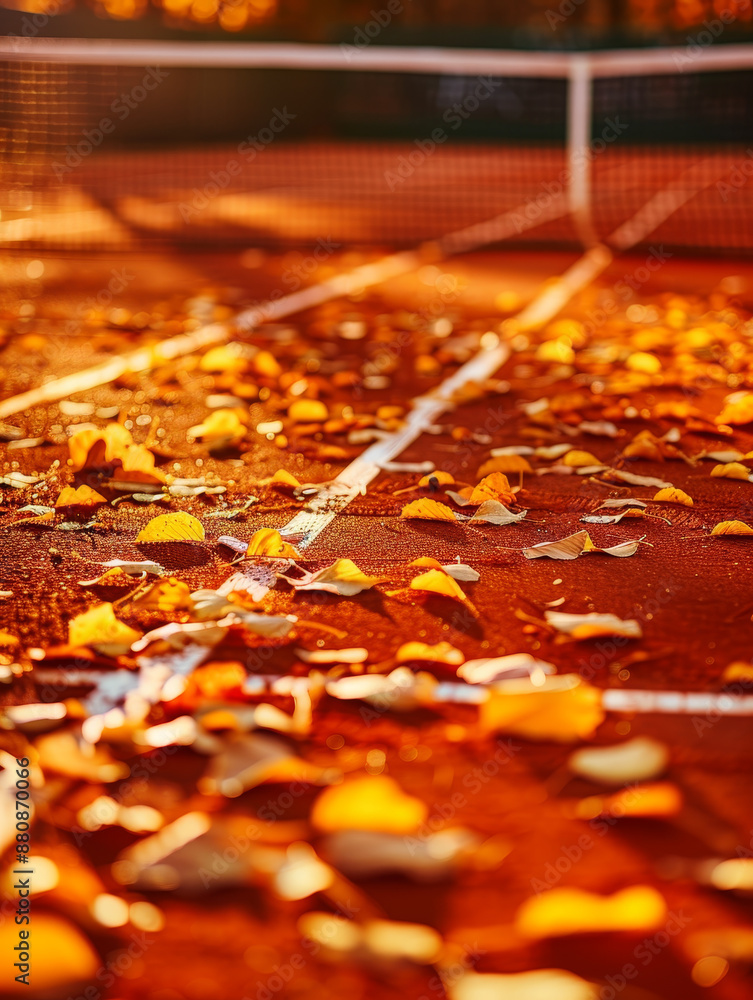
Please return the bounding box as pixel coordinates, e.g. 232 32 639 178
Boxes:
567 54 598 248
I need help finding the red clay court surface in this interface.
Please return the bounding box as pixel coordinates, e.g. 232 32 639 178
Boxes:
1 246 753 999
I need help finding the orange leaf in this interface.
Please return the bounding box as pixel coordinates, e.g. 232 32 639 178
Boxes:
711 520 753 536
468 472 515 506
55 485 106 508
400 498 457 522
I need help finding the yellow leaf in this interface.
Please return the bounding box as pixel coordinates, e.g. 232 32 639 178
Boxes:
515 885 666 939
418 470 455 487
400 498 457 522
652 487 693 506
395 640 464 666
266 469 302 490
187 409 247 446
289 558 382 595
69 423 165 483
477 455 532 478
479 674 605 742
199 344 247 373
136 511 205 543
717 392 753 426
0 911 99 996
55 484 107 508
289 398 328 423
409 557 444 569
562 449 600 467
711 462 752 482
68 603 141 654
129 578 194 611
711 520 753 536
468 472 516 506
722 662 753 683
246 527 300 558
252 349 282 378
573 782 682 820
409 569 466 601
311 775 427 834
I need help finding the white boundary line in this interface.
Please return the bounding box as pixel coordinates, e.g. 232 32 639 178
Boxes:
283 154 732 550
2 36 753 77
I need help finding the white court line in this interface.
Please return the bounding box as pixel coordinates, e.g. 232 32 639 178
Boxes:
283 155 732 550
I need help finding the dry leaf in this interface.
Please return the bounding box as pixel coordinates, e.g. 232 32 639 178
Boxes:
311 775 427 834
602 469 673 488
283 558 382 595
581 508 645 525
477 455 532 478
711 462 753 482
717 391 753 426
544 610 642 639
562 449 601 467
400 498 457 522
409 568 469 602
515 885 666 938
129 578 194 611
523 531 640 560
465 501 528 525
69 424 165 484
55 484 107 508
69 603 141 654
395 641 464 666
596 498 647 510
246 528 301 558
458 653 556 685
188 408 247 447
568 736 669 784
573 782 682 819
479 674 605 742
409 557 479 581
468 472 516 506
289 398 328 422
418 470 455 487
652 487 693 506
711 520 753 536
136 511 205 543
264 469 302 490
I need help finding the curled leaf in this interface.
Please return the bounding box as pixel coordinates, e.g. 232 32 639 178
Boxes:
466 501 528 525
468 472 516 506
523 530 640 560
458 653 556 685
711 462 753 482
652 487 693 506
545 610 642 639
69 603 142 654
418 470 455 487
284 558 382 596
562 449 601 468
246 528 301 559
568 736 669 785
